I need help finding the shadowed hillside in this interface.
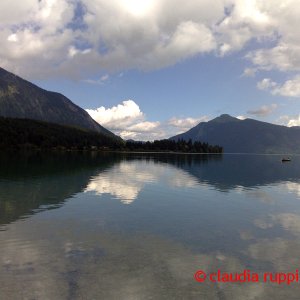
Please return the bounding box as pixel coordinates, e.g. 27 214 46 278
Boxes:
0 67 117 138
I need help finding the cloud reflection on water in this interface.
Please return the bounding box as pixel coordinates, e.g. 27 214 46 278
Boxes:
1 154 300 298
84 160 199 204
0 220 269 300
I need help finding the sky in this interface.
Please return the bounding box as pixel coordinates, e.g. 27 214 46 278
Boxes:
1 0 300 140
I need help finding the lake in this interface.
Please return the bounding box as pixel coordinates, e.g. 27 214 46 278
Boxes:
1 152 300 299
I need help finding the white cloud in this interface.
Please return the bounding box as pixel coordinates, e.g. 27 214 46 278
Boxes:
247 103 278 117
86 100 164 140
236 115 246 120
86 99 209 140
168 116 208 133
277 114 300 127
118 120 162 141
83 74 110 85
0 0 298 81
273 76 300 97
287 115 300 127
127 121 160 132
86 100 144 131
0 0 222 78
246 0 300 72
257 76 300 98
248 43 300 73
257 78 277 90
217 0 275 57
168 117 202 128
2 0 300 104
7 34 18 42
68 46 91 58
100 74 109 81
242 68 257 77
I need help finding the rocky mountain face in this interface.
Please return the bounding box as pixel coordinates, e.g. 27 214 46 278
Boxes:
0 67 117 138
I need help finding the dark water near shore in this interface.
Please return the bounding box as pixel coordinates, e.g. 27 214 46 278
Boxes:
1 152 300 299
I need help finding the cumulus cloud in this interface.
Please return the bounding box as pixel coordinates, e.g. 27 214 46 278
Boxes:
217 0 274 57
2 0 300 106
248 43 300 73
86 100 165 140
245 1 300 68
86 99 209 140
0 0 297 82
286 115 300 127
247 103 278 117
127 121 160 133
168 116 208 132
0 0 222 78
287 117 300 127
277 114 300 127
257 78 277 91
86 100 144 130
257 76 300 97
273 76 300 97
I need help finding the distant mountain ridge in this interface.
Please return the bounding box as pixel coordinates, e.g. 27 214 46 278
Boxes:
0 67 117 138
170 114 300 153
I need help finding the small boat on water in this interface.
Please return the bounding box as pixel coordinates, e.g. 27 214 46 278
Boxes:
282 157 291 162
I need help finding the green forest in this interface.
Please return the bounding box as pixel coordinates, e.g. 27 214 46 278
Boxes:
0 117 223 153
125 139 223 153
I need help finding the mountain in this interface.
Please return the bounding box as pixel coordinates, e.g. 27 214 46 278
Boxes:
170 114 300 153
0 67 117 138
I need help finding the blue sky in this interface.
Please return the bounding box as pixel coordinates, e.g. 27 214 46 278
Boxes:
1 0 300 139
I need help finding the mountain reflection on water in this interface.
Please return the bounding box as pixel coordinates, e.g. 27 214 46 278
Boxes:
1 152 299 225
1 152 300 299
0 151 121 226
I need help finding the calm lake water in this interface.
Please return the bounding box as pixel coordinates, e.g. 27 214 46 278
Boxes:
1 152 300 299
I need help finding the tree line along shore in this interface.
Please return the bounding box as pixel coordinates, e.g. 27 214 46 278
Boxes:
0 117 223 153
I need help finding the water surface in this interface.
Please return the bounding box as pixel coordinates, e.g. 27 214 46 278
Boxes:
1 152 300 299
